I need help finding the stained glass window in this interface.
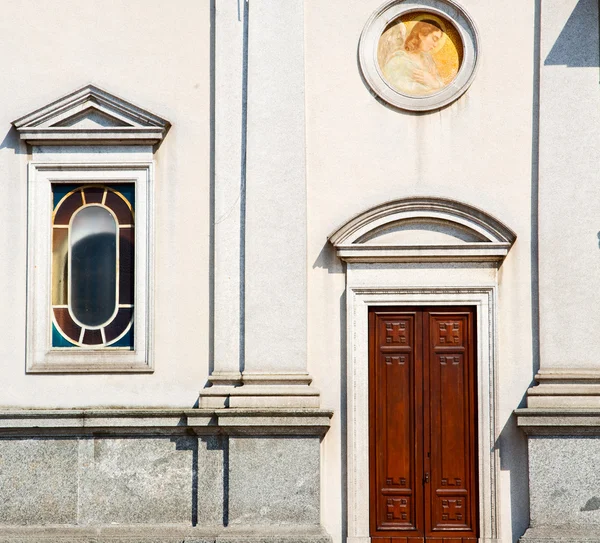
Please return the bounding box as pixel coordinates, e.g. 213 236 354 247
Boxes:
51 184 135 348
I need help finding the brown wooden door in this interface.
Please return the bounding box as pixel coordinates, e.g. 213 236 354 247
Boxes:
369 307 478 543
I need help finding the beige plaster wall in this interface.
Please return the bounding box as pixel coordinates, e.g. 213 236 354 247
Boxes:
0 1 547 541
304 1 537 541
0 0 211 408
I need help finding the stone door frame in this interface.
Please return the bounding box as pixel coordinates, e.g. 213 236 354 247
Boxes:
329 197 516 543
345 285 498 543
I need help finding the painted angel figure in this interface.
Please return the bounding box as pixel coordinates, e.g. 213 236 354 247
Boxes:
381 20 445 96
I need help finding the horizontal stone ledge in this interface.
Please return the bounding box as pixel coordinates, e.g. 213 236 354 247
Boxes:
335 244 511 264
17 128 167 146
200 386 320 397
535 368 600 383
515 407 600 435
0 408 333 437
520 526 600 542
0 525 331 543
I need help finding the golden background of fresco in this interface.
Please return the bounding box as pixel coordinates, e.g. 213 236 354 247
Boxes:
378 11 464 86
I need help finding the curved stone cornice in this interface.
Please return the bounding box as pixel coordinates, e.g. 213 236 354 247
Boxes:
328 197 517 263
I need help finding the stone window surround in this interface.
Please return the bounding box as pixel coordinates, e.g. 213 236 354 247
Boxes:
329 197 517 543
13 84 169 373
25 162 154 373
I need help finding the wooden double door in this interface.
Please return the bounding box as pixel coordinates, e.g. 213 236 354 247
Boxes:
369 307 478 543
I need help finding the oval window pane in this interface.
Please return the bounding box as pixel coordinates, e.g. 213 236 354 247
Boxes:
70 206 117 327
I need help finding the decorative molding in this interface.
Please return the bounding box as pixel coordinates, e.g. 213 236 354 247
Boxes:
358 0 480 112
334 198 511 541
516 408 600 436
524 369 600 408
13 84 170 145
241 372 312 386
201 371 318 409
535 368 600 383
0 408 333 438
329 197 516 263
200 373 320 409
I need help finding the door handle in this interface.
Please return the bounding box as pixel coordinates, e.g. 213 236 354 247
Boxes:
424 472 430 484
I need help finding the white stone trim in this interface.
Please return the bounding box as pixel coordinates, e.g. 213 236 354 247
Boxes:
358 0 480 112
211 0 246 388
0 408 332 435
329 197 516 264
203 0 317 409
243 0 308 376
345 285 500 542
331 196 513 541
13 85 170 145
26 162 154 373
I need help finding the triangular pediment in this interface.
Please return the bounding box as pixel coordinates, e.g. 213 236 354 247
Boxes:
52 108 131 129
329 197 517 264
13 85 170 145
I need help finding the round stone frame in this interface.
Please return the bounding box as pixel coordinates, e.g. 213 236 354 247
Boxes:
359 0 480 112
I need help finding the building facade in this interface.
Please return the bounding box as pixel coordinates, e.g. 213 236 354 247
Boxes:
0 1 598 542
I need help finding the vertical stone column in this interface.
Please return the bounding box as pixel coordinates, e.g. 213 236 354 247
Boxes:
239 0 317 407
201 0 245 407
517 0 600 540
203 0 318 408
532 0 600 406
244 0 306 375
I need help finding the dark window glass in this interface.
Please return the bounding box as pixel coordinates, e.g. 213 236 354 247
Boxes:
70 206 117 327
52 184 134 348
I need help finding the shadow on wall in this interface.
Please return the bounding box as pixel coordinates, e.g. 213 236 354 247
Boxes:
497 390 531 543
0 126 27 155
312 240 345 274
544 0 600 67
171 434 229 527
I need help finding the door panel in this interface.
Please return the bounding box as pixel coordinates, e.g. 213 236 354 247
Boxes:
370 308 478 543
371 538 427 543
371 539 466 543
370 312 423 534
425 312 477 537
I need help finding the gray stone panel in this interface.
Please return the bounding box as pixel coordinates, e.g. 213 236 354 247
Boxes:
0 419 328 537
197 436 226 525
78 436 222 525
0 438 78 525
529 436 600 528
228 436 320 525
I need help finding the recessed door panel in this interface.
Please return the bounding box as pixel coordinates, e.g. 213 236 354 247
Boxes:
370 308 478 543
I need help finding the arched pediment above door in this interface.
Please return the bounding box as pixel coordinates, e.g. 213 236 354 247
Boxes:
328 197 517 264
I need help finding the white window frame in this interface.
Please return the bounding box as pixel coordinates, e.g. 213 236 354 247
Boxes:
26 162 154 373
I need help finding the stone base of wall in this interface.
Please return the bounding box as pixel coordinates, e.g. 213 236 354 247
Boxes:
517 408 600 543
521 527 600 543
0 409 332 543
0 526 331 543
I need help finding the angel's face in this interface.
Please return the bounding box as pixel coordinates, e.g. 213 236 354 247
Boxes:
419 29 442 52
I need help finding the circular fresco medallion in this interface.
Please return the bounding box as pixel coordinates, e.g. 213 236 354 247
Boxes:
360 0 479 111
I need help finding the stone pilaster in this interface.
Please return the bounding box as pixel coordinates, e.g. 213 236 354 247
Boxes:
517 0 600 541
202 0 245 407
202 0 318 408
